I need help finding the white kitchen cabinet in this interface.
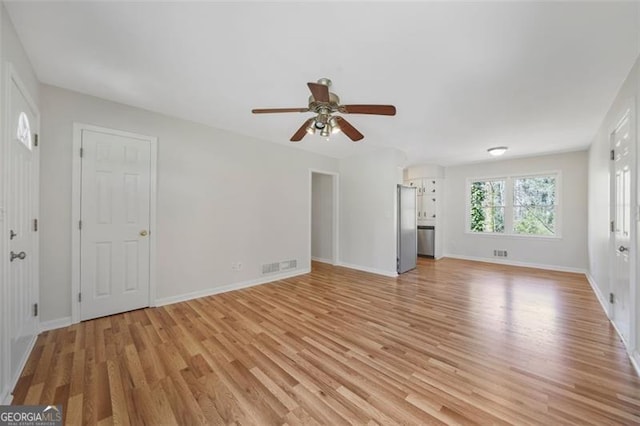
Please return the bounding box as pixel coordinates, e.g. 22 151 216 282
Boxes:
403 178 441 225
403 166 444 259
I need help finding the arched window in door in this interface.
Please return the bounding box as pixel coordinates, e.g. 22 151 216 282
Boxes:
17 111 32 150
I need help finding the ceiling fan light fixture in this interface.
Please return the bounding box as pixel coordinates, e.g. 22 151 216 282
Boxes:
306 122 316 135
252 78 396 143
314 113 329 130
329 116 341 134
488 146 508 157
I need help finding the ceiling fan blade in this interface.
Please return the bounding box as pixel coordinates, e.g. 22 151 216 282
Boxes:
336 117 364 142
252 107 309 114
307 82 330 103
341 104 396 116
291 119 313 142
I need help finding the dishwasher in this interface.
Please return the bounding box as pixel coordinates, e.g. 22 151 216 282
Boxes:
417 226 435 257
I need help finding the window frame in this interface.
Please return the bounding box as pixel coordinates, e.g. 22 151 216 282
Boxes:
465 170 562 239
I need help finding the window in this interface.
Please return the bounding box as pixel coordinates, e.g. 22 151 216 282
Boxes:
470 180 505 233
16 112 32 150
513 176 556 236
468 173 559 237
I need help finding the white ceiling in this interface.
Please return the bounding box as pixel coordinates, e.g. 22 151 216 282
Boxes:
5 1 640 166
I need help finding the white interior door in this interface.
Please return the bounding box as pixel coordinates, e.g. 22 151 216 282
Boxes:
80 129 152 320
611 112 633 342
8 72 39 377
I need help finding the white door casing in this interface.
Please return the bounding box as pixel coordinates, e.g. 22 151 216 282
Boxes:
72 125 157 322
611 110 634 344
6 65 39 383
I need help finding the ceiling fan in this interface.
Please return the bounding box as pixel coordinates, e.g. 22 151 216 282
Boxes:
252 78 396 142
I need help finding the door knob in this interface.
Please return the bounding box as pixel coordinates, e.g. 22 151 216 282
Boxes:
619 245 629 252
139 230 148 237
10 251 26 262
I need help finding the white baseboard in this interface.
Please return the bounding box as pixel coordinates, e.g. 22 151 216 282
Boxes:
311 256 334 264
586 273 640 377
154 268 311 307
1 389 11 405
40 316 72 332
442 253 587 274
632 351 640 376
336 262 398 278
3 334 38 405
585 273 611 318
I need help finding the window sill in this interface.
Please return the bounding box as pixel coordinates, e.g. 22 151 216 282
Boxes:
464 231 562 241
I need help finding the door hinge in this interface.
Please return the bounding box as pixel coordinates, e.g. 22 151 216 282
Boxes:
34 133 38 147
80 147 83 158
78 220 82 230
33 303 38 317
609 293 615 304
33 218 38 232
610 221 615 232
610 149 615 160
78 293 82 303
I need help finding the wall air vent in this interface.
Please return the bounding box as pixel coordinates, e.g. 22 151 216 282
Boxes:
280 259 297 271
493 250 508 257
262 259 298 275
262 262 280 275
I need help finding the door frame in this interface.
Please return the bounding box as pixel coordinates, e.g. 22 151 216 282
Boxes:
1 62 41 403
608 98 637 351
71 123 158 324
308 169 339 266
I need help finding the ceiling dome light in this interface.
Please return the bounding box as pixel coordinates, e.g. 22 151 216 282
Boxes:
487 146 508 156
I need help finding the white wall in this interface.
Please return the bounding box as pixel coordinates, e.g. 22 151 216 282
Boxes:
311 173 333 263
443 150 589 271
39 84 338 322
338 148 405 276
404 164 445 180
0 2 40 404
588 53 639 360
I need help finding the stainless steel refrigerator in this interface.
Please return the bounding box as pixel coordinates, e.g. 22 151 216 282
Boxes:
397 185 417 273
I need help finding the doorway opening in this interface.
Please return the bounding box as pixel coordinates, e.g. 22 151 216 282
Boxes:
310 171 339 266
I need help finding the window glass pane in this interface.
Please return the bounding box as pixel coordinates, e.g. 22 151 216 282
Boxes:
514 176 555 206
513 175 557 236
17 111 32 150
470 180 505 233
481 207 505 233
513 206 555 235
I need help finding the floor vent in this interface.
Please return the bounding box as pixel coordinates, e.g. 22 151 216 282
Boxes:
493 250 508 257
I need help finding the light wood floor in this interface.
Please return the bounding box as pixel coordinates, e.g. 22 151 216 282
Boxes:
12 258 640 424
